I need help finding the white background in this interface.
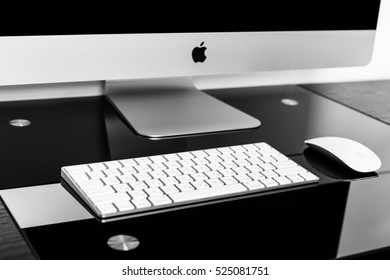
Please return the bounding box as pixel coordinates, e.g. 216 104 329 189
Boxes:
196 0 390 89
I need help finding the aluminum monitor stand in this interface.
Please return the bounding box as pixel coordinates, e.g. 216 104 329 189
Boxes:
105 77 261 139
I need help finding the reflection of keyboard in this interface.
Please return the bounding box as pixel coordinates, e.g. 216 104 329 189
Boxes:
61 142 319 219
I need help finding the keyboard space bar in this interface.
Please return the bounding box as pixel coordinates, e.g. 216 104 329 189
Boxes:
169 184 248 203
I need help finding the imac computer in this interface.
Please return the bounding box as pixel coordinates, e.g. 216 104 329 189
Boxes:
0 1 381 138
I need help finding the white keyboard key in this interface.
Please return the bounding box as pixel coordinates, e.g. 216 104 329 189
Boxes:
64 165 91 173
258 163 275 171
234 159 250 167
274 176 292 185
219 153 236 162
129 181 148 190
190 172 208 181
160 177 179 186
114 200 135 211
261 170 278 178
179 166 196 175
134 172 152 181
149 155 166 163
230 145 246 153
260 178 278 188
134 157 152 165
96 203 117 215
204 148 221 156
192 157 210 165
176 174 193 183
233 166 250 174
149 162 167 171
287 174 305 183
205 170 222 179
234 174 252 183
78 179 104 189
89 163 107 171
220 161 238 169
191 181 210 190
193 164 211 173
134 164 152 173
148 195 172 206
102 177 121 186
272 153 288 161
255 142 271 150
242 144 258 151
258 148 279 156
260 156 276 163
104 161 122 169
300 172 319 182
246 165 262 173
164 168 182 177
208 163 224 171
248 172 265 181
104 168 121 177
161 185 180 194
132 198 152 209
128 189 147 199
272 160 297 169
145 179 164 188
83 186 115 196
69 172 89 181
206 178 224 187
120 159 137 167
144 187 164 197
177 151 195 160
90 192 130 205
118 174 137 183
191 150 208 157
119 166 137 175
169 183 248 203
176 183 195 192
247 157 264 165
164 153 181 162
207 155 222 163
220 176 239 185
275 166 306 176
217 147 234 154
234 153 248 160
112 184 132 193
219 168 237 177
149 170 167 179
88 170 106 179
244 180 265 190
164 161 181 169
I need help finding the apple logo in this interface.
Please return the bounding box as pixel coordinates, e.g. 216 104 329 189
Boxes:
192 42 207 63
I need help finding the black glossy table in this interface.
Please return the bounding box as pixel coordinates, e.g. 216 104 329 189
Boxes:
1 81 390 259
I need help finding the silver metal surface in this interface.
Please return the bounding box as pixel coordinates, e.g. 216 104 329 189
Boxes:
107 235 140 251
0 184 92 228
9 119 31 127
106 77 261 138
0 31 375 86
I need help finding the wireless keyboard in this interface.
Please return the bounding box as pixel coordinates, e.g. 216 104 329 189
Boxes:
61 142 319 219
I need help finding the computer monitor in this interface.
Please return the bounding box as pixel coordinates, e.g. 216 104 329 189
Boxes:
0 1 381 138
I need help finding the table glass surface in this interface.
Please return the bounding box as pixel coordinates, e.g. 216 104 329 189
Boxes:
1 85 390 259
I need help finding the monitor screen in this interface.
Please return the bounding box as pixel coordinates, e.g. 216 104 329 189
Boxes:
0 0 382 138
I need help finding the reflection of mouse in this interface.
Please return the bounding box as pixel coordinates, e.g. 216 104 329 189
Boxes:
304 136 381 173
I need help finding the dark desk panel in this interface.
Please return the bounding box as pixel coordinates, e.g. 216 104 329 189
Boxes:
1 83 390 259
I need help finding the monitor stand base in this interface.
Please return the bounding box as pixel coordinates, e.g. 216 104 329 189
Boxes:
105 77 261 139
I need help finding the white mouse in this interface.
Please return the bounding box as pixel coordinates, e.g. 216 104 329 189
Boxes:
304 136 382 173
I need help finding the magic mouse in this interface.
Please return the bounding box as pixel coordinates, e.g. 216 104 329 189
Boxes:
304 136 382 173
